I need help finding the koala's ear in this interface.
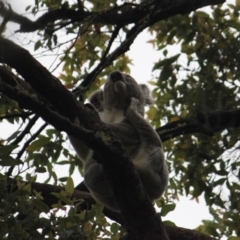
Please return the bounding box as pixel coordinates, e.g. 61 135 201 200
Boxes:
89 90 104 111
139 84 154 105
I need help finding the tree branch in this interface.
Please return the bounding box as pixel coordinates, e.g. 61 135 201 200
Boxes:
0 38 169 240
79 21 147 90
0 0 225 33
158 110 240 142
0 36 225 240
0 111 32 120
5 177 216 240
6 114 40 176
10 115 39 145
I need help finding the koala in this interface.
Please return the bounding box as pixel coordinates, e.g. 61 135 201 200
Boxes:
69 71 168 211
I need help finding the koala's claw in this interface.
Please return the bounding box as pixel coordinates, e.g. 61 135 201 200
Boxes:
130 97 139 110
85 103 100 119
85 103 96 111
126 97 138 116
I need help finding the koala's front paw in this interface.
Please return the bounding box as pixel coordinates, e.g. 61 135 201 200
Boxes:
126 97 139 116
85 103 96 111
85 103 100 119
130 97 139 111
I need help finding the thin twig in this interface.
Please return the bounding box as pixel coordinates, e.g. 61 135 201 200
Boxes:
6 122 48 177
0 111 32 120
101 25 121 61
10 114 39 145
80 15 151 90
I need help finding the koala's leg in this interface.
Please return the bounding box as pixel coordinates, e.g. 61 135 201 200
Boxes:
69 136 120 211
84 159 120 212
125 98 168 201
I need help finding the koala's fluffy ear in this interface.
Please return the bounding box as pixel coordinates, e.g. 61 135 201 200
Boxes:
89 90 104 111
139 84 154 105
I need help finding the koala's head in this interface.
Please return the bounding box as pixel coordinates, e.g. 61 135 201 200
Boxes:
89 71 153 116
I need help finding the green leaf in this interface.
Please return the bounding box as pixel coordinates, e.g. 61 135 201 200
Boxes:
34 199 50 213
181 44 195 54
34 40 42 51
0 145 18 155
79 211 86 220
111 223 119 234
35 167 46 173
27 136 50 152
0 156 22 166
6 131 21 142
51 192 72 204
65 177 74 195
196 11 210 18
163 220 176 226
0 173 7 180
153 54 180 70
159 67 172 81
25 5 31 11
68 207 76 216
161 203 176 216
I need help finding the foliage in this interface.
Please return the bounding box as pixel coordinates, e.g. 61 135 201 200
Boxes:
0 0 239 239
149 5 240 238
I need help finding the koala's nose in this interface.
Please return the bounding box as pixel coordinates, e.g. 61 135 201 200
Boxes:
109 71 122 82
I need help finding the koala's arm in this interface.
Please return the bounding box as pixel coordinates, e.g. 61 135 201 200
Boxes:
68 136 92 162
125 98 169 200
68 90 103 163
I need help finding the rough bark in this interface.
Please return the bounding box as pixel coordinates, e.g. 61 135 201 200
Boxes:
5 178 216 240
0 37 169 240
0 0 230 238
0 0 225 33
0 35 237 239
158 109 240 142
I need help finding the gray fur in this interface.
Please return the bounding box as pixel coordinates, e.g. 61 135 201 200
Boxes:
69 71 168 211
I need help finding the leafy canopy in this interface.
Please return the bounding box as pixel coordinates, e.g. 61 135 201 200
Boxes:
0 0 239 239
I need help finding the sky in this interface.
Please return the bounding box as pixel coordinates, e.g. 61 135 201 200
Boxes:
1 0 236 231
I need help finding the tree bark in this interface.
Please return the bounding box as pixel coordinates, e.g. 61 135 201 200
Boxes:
0 0 225 32
5 178 216 240
0 37 169 240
